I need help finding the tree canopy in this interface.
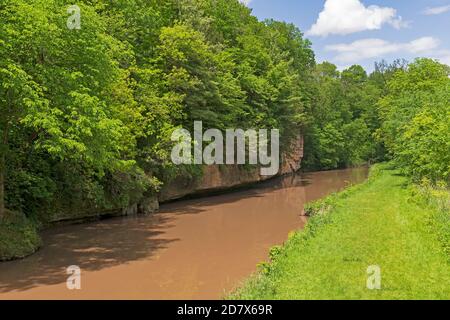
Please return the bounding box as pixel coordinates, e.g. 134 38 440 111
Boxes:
0 0 448 221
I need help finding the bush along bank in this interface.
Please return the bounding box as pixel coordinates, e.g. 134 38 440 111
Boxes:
0 211 41 261
230 164 450 300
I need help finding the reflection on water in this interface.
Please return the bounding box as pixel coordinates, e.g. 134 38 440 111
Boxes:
0 167 368 299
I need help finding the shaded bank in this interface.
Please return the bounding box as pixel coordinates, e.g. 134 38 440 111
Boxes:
0 167 367 299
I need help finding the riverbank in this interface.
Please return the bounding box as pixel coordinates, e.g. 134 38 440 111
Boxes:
230 164 450 300
0 212 41 261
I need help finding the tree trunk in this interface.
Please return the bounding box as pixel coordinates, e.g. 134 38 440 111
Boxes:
0 153 5 219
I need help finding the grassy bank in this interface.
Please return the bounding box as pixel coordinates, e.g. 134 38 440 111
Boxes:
0 212 41 261
231 164 450 300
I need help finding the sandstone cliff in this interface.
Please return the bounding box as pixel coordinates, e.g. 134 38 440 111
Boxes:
49 135 304 222
158 135 304 202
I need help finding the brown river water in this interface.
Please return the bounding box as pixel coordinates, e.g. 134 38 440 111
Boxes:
0 167 367 300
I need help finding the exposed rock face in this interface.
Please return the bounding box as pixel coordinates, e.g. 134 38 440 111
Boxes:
159 165 269 202
108 196 159 218
159 134 304 202
280 134 304 175
48 134 303 224
138 197 159 214
122 203 138 216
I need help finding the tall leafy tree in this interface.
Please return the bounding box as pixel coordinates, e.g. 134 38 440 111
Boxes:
378 58 450 182
0 0 136 217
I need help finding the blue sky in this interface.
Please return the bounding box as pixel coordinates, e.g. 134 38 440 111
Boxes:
241 0 450 71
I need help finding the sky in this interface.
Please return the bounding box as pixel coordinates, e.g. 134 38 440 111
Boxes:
240 0 450 71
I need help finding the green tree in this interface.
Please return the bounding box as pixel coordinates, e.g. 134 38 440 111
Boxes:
378 58 450 182
303 62 382 170
0 0 138 217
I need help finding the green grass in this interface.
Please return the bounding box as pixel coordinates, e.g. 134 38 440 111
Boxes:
230 164 450 300
0 211 41 261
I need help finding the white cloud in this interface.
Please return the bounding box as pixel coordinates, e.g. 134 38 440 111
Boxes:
239 0 252 6
423 5 450 15
326 37 441 63
407 37 441 53
307 0 407 37
432 50 450 66
440 54 450 66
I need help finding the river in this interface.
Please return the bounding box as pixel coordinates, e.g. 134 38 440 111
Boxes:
0 167 368 300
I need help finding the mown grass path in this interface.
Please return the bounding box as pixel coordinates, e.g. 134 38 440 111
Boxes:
233 167 450 299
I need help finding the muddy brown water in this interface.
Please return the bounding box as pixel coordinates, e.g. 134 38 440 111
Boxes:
0 167 368 300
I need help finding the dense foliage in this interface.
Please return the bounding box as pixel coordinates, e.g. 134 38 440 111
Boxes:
0 0 316 221
0 0 448 230
378 59 450 183
302 62 384 169
0 211 41 261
